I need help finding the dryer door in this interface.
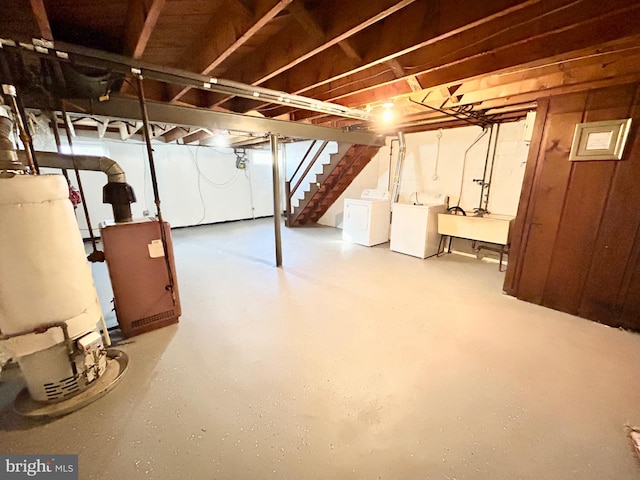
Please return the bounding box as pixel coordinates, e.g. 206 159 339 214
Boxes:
343 201 371 245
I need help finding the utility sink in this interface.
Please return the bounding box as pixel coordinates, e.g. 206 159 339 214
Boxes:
437 213 515 245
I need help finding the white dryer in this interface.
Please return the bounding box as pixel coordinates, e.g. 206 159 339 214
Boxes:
342 189 391 247
390 194 447 259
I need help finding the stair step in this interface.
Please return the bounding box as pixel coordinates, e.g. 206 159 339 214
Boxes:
287 143 381 226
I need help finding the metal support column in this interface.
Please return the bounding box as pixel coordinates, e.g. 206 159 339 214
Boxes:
136 74 176 300
270 134 283 267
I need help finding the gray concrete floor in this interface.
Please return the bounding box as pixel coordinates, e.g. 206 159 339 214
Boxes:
2 218 640 479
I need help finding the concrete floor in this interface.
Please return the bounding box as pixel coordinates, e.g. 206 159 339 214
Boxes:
1 217 640 479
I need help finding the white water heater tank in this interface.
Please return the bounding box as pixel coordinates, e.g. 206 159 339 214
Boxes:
0 174 101 367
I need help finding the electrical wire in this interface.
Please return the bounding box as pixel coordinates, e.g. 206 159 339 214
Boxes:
192 145 240 187
455 128 488 208
192 147 207 225
245 161 256 219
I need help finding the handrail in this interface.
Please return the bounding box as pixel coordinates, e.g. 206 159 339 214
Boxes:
289 140 316 183
285 140 329 225
291 140 329 196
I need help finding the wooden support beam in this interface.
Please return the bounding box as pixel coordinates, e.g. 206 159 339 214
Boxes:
289 0 362 62
29 0 53 40
288 0 324 39
124 0 166 59
225 0 538 112
182 129 214 144
168 0 293 103
162 126 190 143
207 0 416 108
264 0 640 118
293 39 640 124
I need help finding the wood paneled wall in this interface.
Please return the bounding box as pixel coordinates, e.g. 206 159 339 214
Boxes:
504 83 640 330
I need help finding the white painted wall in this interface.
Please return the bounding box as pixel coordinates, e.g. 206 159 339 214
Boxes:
36 134 274 237
318 120 530 228
31 119 529 239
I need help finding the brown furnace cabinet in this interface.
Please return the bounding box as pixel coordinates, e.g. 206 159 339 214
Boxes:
101 219 181 337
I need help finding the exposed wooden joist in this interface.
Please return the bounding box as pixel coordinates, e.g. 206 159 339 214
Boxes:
288 1 324 40
227 0 539 112
163 126 191 143
206 0 417 108
288 1 362 62
28 0 52 40
267 0 640 118
427 47 640 108
182 129 214 144
296 39 640 129
168 0 293 103
124 0 166 59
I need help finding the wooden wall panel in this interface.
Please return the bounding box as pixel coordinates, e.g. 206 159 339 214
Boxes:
542 160 616 313
504 83 640 331
513 107 583 304
580 86 640 325
621 232 640 326
503 99 548 295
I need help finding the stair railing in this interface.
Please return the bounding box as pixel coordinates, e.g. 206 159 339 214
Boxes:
285 140 329 226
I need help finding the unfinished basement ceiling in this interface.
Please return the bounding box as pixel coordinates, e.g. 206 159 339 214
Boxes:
1 0 640 144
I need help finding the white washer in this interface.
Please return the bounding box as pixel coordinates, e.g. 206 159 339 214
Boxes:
342 189 391 246
390 199 447 259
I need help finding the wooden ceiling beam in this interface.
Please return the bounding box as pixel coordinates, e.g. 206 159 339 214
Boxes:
225 0 539 112
427 48 640 108
120 0 166 95
162 126 191 143
182 129 214 144
124 0 166 59
289 1 362 62
167 0 293 103
291 40 640 123
206 0 417 108
28 0 52 40
263 0 640 118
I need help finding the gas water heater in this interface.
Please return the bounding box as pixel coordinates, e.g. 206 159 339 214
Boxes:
0 103 126 417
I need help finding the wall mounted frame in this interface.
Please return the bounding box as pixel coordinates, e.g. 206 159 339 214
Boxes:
569 118 632 161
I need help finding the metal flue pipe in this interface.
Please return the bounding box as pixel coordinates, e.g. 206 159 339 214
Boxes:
24 151 136 223
25 152 126 183
391 132 406 203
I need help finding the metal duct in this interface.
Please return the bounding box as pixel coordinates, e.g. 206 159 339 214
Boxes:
391 132 406 203
19 151 136 223
27 152 126 183
0 106 27 172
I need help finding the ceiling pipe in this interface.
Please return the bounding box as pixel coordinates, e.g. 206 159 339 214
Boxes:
390 132 406 204
0 38 373 122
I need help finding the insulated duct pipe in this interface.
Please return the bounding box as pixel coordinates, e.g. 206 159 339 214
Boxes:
18 151 136 223
391 132 406 203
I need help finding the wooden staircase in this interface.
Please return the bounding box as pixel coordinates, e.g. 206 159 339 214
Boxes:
286 143 381 227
